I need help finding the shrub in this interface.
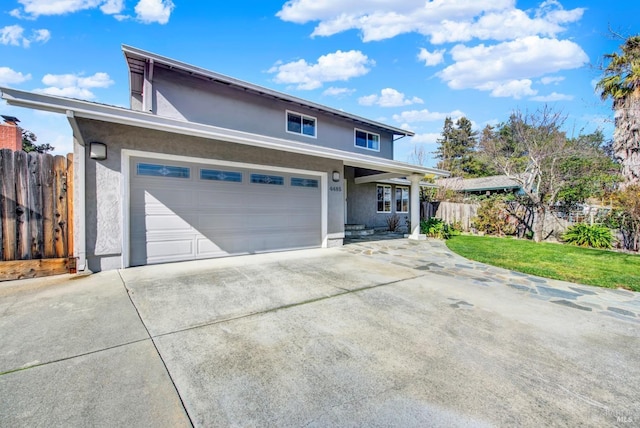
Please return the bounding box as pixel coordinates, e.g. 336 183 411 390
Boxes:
473 196 518 236
562 223 613 249
420 218 461 240
386 214 400 232
606 185 640 251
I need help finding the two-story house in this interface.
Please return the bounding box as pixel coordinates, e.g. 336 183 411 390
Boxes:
1 45 448 272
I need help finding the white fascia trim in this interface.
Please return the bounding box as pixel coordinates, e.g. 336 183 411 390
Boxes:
121 149 329 268
0 88 449 178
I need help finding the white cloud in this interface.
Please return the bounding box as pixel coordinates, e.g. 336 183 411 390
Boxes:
0 25 49 47
410 133 441 144
358 88 423 107
32 29 50 43
540 76 565 85
392 109 465 124
277 0 584 44
0 25 24 46
100 0 124 14
134 0 174 24
13 0 171 23
530 92 573 102
0 67 32 86
38 72 114 100
479 79 538 99
322 87 355 97
268 50 374 90
16 0 104 16
417 48 445 66
38 87 96 99
437 36 587 98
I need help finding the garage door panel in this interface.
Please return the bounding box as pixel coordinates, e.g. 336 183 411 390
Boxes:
130 157 323 266
146 238 195 262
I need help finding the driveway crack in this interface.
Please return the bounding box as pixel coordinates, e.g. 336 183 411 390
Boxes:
118 270 195 428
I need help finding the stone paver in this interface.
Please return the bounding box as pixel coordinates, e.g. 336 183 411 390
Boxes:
342 236 640 323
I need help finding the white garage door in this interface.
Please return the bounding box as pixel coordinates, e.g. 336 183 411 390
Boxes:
129 157 322 266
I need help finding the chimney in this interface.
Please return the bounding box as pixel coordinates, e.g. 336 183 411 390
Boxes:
0 115 23 151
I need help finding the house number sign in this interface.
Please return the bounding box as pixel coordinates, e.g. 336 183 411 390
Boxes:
329 186 342 192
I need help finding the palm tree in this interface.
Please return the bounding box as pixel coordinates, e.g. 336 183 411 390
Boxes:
596 35 640 188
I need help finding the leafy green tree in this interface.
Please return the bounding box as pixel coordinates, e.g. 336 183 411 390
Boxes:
434 116 479 177
596 33 640 187
22 129 54 153
480 107 617 242
556 131 620 210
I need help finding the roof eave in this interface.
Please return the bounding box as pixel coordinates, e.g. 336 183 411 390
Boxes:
1 87 446 178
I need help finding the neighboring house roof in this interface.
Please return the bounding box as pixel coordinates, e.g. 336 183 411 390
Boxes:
0 87 448 178
437 175 522 192
122 45 413 138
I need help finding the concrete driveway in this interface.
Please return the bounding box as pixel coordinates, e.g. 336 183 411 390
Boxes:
1 240 639 427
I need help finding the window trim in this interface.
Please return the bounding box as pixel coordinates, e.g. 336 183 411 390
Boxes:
250 173 285 186
200 168 243 183
136 162 191 179
354 128 380 152
377 184 392 213
286 110 317 139
395 186 409 213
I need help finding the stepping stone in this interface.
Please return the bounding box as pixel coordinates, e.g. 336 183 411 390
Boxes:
569 286 597 295
551 300 592 311
508 283 534 293
537 286 582 300
455 264 473 269
450 300 474 309
607 307 636 317
607 289 635 297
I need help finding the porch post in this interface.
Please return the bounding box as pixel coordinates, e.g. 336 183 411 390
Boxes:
409 174 425 240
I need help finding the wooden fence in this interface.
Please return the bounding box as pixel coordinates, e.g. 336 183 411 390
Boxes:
0 149 74 281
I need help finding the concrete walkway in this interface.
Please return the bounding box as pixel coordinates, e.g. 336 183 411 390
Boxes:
343 237 640 323
1 239 639 427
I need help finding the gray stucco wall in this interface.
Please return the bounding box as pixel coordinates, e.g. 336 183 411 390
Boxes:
150 67 394 159
77 118 344 272
345 167 411 231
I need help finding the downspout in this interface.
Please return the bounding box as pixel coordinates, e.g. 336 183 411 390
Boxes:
66 110 87 272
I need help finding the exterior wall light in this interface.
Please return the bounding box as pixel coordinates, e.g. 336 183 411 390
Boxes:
89 142 107 160
332 171 340 182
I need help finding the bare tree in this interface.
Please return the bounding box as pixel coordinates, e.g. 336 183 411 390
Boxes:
408 144 429 166
481 107 602 242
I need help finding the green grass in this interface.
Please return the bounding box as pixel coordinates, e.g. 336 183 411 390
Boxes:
446 235 640 292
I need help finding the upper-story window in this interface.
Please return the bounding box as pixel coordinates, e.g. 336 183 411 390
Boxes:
286 111 316 138
355 129 380 151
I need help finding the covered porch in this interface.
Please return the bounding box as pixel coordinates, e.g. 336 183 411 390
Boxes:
343 165 445 240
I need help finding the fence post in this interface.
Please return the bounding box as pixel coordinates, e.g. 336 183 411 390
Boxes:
53 155 68 258
15 150 30 260
1 149 17 260
41 153 55 258
28 152 43 258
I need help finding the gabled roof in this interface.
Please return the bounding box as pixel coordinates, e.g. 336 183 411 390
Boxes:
437 175 522 192
122 44 414 137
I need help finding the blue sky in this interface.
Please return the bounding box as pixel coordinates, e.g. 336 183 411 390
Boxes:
0 0 637 166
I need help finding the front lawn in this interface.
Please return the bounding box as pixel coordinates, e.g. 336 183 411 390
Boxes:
446 235 640 291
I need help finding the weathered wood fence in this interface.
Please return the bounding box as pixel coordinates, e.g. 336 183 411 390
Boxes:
0 149 74 281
